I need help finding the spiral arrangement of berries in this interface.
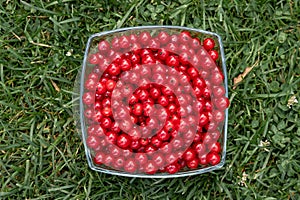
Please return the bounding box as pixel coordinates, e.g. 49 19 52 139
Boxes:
81 28 229 175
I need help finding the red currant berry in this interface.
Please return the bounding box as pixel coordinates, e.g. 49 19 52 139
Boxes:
206 152 221 165
186 158 199 169
165 163 180 174
139 31 152 46
208 50 219 61
157 31 170 45
124 158 137 173
203 38 215 51
182 148 197 162
117 133 131 149
166 55 180 68
98 40 110 54
82 92 94 105
86 135 100 149
93 151 105 165
119 35 130 49
100 117 112 129
208 142 221 153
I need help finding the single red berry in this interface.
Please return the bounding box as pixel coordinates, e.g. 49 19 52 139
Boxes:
84 109 95 120
119 35 130 49
190 38 201 49
93 151 105 165
157 48 170 61
208 50 219 61
165 43 178 52
210 71 224 85
156 129 171 141
157 95 169 107
182 148 197 162
135 153 148 166
130 139 141 150
203 38 215 51
98 40 110 54
165 55 180 68
193 142 206 157
100 117 112 129
179 31 191 43
151 136 163 148
141 54 156 64
157 31 170 45
129 34 138 42
128 53 140 64
82 92 94 105
109 145 121 157
105 79 116 91
144 160 157 174
148 38 160 49
212 86 226 97
208 142 222 153
107 63 121 76
198 113 209 127
84 77 97 91
119 58 132 71
132 103 143 116
89 53 101 64
199 153 208 165
101 106 112 117
139 31 152 46
165 163 180 174
106 131 118 144
187 66 199 79
186 158 199 169
213 110 225 122
139 138 149 146
206 152 221 165
214 97 230 111
179 51 192 65
86 135 101 150
124 158 137 173
117 133 131 149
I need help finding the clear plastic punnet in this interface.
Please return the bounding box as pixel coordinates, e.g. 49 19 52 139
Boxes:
73 26 229 178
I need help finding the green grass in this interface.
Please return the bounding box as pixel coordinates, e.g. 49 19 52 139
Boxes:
0 0 299 199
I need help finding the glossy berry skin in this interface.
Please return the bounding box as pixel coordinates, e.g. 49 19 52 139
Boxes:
165 55 180 68
82 92 94 105
165 163 180 174
98 40 110 53
124 158 137 173
208 50 219 61
139 31 152 46
93 151 105 165
206 152 221 166
117 134 131 149
182 148 197 162
119 35 130 49
179 31 192 43
157 31 170 45
86 135 100 150
144 161 157 174
100 117 112 129
214 97 230 111
208 142 222 153
203 38 215 50
187 158 199 169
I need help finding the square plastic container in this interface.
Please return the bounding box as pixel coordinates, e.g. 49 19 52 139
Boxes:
74 26 229 178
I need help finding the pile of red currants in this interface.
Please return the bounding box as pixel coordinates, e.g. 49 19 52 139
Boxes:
81 29 229 175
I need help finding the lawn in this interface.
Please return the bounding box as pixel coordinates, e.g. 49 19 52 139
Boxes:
0 0 299 199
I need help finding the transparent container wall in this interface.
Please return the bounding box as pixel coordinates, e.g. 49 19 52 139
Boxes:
76 26 229 178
